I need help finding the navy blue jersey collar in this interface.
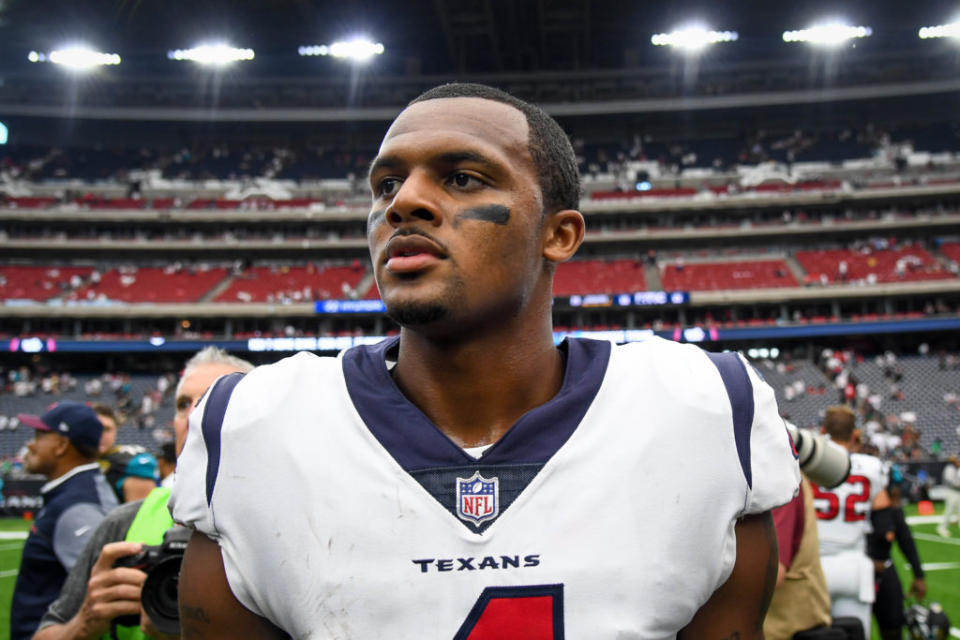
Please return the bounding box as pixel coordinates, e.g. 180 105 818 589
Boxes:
342 336 611 471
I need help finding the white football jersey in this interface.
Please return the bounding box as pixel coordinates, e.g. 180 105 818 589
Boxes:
171 337 799 639
813 452 889 556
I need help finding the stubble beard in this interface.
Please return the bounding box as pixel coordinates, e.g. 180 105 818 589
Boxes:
384 275 466 328
386 302 449 326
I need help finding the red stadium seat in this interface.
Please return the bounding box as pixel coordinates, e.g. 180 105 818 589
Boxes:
216 265 367 302
794 247 954 285
661 260 797 291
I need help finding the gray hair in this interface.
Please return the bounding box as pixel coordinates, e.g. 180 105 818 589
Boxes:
176 346 254 396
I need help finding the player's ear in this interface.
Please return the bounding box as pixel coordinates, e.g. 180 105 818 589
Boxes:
54 435 70 457
542 209 584 264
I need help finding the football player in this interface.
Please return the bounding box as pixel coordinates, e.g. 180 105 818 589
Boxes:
172 83 800 639
813 405 891 638
93 403 160 503
100 444 159 503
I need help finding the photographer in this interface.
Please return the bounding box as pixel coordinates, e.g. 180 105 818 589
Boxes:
33 348 253 640
765 423 849 640
763 475 833 640
33 528 174 640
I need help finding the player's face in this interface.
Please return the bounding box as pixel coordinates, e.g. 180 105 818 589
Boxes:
24 431 65 476
367 97 547 333
97 415 117 456
174 362 246 456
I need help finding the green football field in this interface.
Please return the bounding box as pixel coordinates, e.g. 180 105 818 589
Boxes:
876 507 960 640
0 518 32 640
0 508 956 640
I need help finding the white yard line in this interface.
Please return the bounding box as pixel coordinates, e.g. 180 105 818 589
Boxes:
906 515 946 525
0 569 18 578
914 532 960 546
950 627 960 639
0 532 28 540
921 561 960 571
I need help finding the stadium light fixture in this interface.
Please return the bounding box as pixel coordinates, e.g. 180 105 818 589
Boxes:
650 26 738 52
782 22 872 46
28 46 121 69
918 22 960 39
298 37 384 62
167 44 255 66
0 121 7 145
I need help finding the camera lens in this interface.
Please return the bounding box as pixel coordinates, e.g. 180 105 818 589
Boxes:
141 556 183 636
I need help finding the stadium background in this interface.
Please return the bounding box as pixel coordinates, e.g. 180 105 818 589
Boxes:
1 0 960 638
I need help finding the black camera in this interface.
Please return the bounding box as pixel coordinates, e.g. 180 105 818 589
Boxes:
113 525 191 636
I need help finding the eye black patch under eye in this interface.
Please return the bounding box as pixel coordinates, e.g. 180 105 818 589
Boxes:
367 209 387 235
454 204 511 227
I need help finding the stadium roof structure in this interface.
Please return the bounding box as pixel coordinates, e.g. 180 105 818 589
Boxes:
3 0 960 76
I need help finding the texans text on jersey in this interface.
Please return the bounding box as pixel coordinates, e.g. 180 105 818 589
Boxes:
412 554 541 573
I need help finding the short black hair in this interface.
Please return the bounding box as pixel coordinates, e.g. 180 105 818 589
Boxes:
158 442 176 464
408 83 580 214
72 440 99 460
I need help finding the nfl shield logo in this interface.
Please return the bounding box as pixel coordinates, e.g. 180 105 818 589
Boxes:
456 471 499 525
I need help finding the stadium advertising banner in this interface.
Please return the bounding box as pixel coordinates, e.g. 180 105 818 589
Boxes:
4 316 960 354
567 291 690 308
315 293 692 313
0 479 44 516
315 300 387 313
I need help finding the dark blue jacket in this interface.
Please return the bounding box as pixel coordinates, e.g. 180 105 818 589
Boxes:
10 464 117 640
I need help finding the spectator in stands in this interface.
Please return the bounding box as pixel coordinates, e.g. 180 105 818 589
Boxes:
939 455 960 537
763 476 833 639
33 347 254 640
900 417 920 457
115 375 133 411
83 377 102 397
155 373 171 400
10 402 117 640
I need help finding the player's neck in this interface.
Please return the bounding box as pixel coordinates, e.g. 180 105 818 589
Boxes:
47 457 92 483
394 320 563 448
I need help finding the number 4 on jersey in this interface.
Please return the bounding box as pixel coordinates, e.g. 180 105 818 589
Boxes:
453 584 564 640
